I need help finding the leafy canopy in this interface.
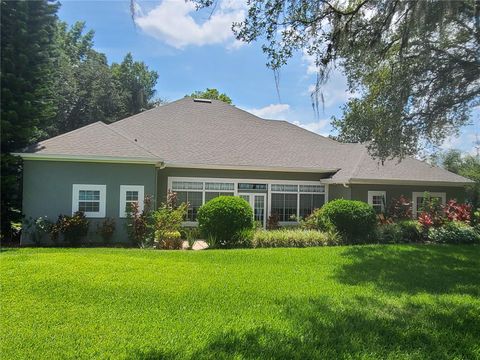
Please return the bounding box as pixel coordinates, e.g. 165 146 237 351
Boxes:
187 88 233 104
194 0 479 160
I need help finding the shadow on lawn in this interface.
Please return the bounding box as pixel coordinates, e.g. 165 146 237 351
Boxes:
130 294 480 360
129 245 480 360
335 245 480 296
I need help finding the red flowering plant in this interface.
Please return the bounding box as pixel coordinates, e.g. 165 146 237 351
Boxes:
443 200 471 224
387 195 412 221
417 194 444 229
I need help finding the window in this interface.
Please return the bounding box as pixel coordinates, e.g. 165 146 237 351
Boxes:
170 179 236 222
176 191 203 221
299 194 325 218
238 183 267 190
271 193 298 221
120 185 144 218
368 191 386 214
205 192 234 202
412 192 446 218
72 184 106 218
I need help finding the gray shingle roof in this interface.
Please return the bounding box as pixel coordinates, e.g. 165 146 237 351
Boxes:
19 97 473 185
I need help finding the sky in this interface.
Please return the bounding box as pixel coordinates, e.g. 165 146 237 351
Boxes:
58 0 479 156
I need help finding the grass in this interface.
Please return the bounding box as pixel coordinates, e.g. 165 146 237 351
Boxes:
1 245 479 359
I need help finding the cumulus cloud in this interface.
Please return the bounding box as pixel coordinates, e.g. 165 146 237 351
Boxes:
292 119 329 135
135 0 245 49
246 104 291 120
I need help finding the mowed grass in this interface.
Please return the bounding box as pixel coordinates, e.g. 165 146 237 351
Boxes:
1 246 479 359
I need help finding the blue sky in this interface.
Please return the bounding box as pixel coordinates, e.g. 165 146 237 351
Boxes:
58 0 478 156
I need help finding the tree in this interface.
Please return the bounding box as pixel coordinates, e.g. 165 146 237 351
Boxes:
187 88 232 104
436 150 480 210
1 0 58 238
111 53 159 117
50 21 124 135
193 0 479 160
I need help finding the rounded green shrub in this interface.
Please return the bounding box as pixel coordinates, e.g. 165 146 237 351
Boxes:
375 223 403 244
428 221 480 244
319 199 376 243
197 196 253 247
397 220 423 242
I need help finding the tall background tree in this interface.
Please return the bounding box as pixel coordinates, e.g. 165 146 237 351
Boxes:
187 88 232 104
194 0 479 160
1 0 58 238
433 149 480 210
1 4 160 239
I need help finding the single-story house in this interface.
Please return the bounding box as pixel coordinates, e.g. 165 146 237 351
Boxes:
16 97 473 243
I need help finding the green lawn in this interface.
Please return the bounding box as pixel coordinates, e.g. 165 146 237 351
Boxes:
1 246 479 359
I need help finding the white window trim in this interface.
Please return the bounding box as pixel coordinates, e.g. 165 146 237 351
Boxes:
412 192 446 218
119 185 145 218
368 191 387 213
167 177 328 225
72 184 106 218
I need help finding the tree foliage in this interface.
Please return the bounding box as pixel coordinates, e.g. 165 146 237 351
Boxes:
1 0 58 237
1 3 160 239
435 149 480 209
194 0 479 160
187 88 232 104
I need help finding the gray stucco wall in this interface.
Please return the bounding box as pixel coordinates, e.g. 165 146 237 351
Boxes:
348 184 466 204
22 160 156 244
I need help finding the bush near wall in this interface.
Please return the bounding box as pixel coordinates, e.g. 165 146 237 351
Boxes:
197 196 253 247
428 221 480 244
252 229 340 248
315 200 377 243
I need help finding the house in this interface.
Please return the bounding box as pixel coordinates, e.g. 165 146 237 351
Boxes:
16 97 472 243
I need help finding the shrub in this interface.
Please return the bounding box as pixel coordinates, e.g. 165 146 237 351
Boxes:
266 213 280 230
252 229 340 248
197 196 253 247
428 221 480 244
156 230 183 249
375 223 403 244
97 218 116 244
418 193 445 228
443 200 471 223
300 208 324 230
319 199 377 243
126 195 154 247
387 195 412 220
397 220 423 242
180 226 202 248
232 228 255 248
25 216 53 245
153 191 188 249
51 211 89 246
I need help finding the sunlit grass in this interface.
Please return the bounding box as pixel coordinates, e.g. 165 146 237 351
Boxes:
1 245 479 359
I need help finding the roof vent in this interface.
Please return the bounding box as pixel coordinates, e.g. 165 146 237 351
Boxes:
193 98 212 103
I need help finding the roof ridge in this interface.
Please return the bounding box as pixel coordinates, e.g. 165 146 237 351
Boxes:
102 122 160 159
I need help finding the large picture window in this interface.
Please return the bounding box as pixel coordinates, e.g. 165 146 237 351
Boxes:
271 183 326 221
72 184 106 218
171 180 235 221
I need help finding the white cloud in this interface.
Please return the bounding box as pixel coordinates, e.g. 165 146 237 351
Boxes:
247 104 290 120
245 103 331 136
135 0 245 49
292 119 329 135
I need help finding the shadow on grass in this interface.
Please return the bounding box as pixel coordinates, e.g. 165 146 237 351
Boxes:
130 295 480 359
335 245 480 296
129 245 480 360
